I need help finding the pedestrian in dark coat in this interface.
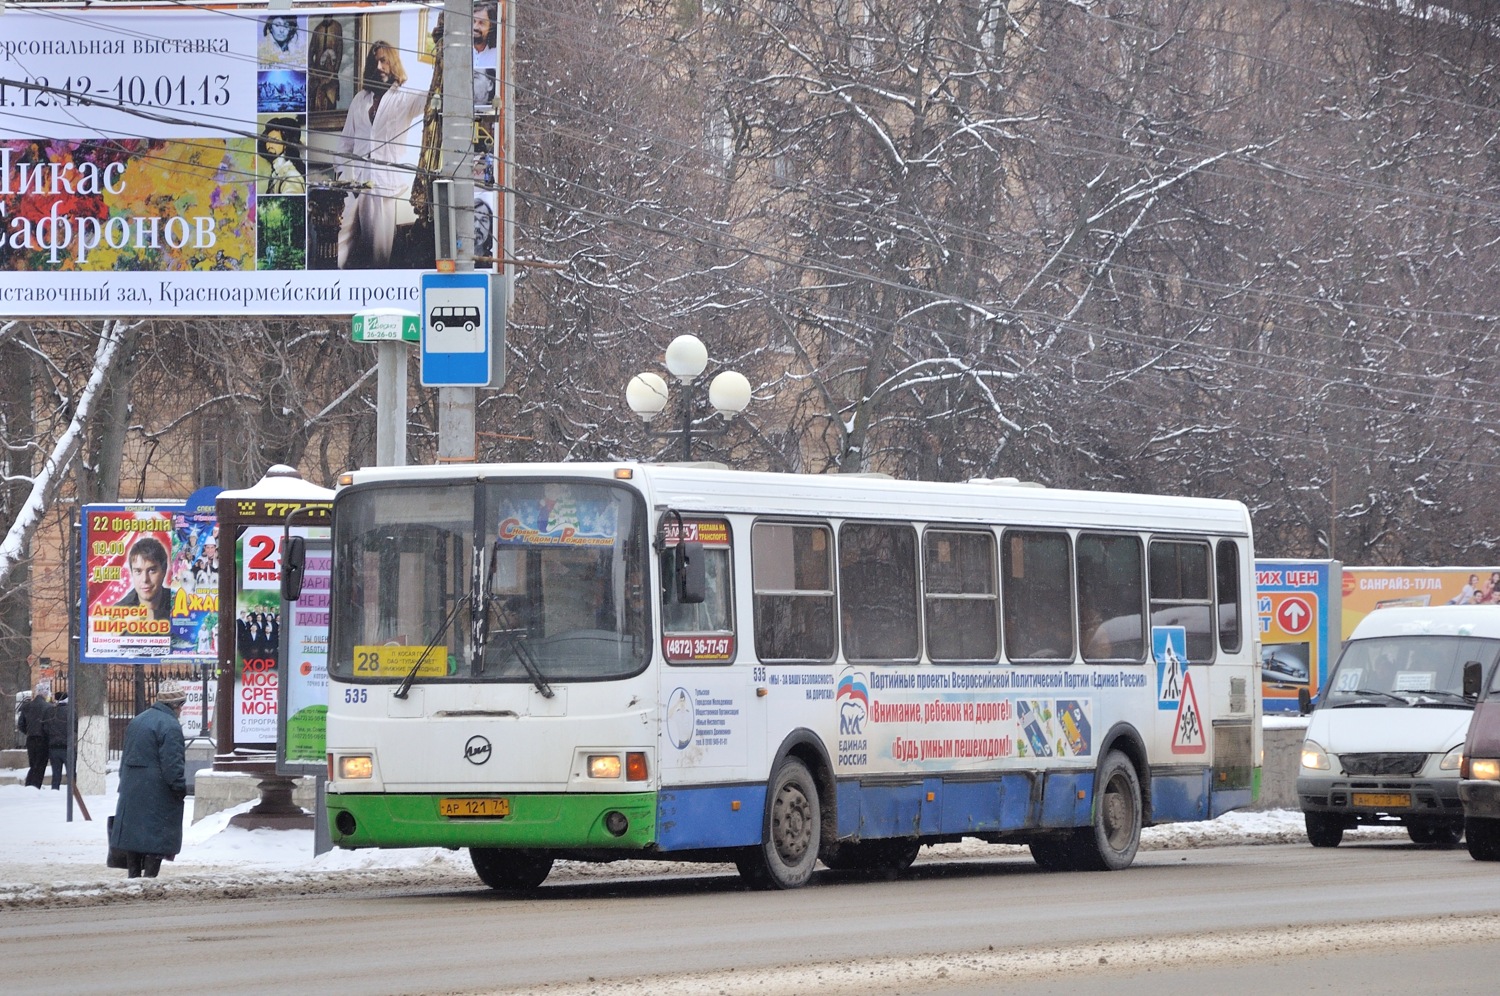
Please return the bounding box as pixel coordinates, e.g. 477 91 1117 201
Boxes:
20 684 52 789
44 691 72 790
109 681 188 878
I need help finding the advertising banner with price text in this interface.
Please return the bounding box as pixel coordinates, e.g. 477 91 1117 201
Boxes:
0 4 504 317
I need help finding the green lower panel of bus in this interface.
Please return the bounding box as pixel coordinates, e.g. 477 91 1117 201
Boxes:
327 791 658 850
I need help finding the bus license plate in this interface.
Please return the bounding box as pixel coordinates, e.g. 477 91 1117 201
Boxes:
1351 792 1410 809
440 797 511 818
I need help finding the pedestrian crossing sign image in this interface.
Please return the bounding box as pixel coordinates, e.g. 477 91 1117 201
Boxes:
1154 625 1187 712
1172 671 1206 753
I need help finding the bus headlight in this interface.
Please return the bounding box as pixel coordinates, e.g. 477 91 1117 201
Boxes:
1469 757 1500 781
585 752 649 781
1300 741 1330 771
339 754 374 779
588 755 622 779
1440 746 1464 771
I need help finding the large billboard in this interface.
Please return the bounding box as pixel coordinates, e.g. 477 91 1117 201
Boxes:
1255 560 1339 711
0 4 502 317
1340 566 1500 639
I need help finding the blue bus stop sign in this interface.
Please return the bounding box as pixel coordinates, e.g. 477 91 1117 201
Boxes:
420 272 492 386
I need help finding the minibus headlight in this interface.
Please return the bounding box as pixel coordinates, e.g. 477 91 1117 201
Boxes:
588 755 622 779
1300 741 1330 771
339 755 374 779
1470 758 1500 781
1439 746 1464 771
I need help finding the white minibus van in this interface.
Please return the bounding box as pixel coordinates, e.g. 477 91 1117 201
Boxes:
1296 606 1500 847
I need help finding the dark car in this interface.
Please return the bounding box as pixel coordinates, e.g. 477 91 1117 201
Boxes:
1459 659 1500 860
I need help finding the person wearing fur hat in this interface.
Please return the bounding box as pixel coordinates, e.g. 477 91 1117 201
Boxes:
109 680 189 878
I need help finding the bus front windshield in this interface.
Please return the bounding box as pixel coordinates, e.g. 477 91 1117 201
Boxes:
330 479 650 684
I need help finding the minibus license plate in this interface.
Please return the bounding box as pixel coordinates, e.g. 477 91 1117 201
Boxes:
440 797 511 818
1351 792 1410 808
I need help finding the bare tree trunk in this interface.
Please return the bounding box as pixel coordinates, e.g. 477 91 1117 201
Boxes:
0 321 35 748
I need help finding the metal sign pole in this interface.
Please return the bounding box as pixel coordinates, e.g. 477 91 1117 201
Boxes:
438 0 478 462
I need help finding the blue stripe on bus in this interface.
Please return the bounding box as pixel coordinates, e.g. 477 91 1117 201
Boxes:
1210 787 1252 818
834 771 1088 838
1038 772 1094 827
656 785 767 850
1148 769 1211 822
658 768 1226 851
941 774 1053 832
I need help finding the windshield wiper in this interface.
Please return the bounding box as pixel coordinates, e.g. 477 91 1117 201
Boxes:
394 592 469 700
480 543 554 699
1330 687 1408 707
1405 689 1471 706
495 626 554 699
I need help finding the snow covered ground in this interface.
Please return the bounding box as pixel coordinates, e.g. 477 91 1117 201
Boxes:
0 762 1395 910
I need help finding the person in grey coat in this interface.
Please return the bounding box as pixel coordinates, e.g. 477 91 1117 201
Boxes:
109 681 188 878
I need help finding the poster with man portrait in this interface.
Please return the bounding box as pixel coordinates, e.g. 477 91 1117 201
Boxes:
81 504 220 662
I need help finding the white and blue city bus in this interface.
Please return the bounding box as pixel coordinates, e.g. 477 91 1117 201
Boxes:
304 462 1260 890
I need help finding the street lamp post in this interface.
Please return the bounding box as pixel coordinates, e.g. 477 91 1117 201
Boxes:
626 334 751 461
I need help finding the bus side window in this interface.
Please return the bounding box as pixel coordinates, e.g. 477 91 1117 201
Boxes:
1216 540 1241 653
662 546 733 634
839 522 919 662
923 529 998 663
752 522 836 662
1076 533 1145 663
1002 530 1074 662
1149 539 1214 663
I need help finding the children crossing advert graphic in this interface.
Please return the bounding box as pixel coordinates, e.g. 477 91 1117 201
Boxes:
829 666 1097 770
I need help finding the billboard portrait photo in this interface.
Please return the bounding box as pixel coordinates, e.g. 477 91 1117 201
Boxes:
82 504 220 662
0 4 502 317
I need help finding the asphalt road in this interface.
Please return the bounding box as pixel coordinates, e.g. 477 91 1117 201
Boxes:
7 840 1498 995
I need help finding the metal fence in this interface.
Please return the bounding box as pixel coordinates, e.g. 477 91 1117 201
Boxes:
106 663 214 757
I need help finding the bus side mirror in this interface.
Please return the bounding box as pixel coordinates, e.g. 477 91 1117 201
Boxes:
674 541 705 604
282 536 306 602
1297 687 1312 716
1464 660 1483 699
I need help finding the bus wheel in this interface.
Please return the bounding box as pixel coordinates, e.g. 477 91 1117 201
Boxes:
1304 813 1344 848
470 847 554 891
1407 822 1463 847
1467 817 1500 861
1075 750 1141 871
821 838 921 877
736 757 820 890
1028 834 1080 872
